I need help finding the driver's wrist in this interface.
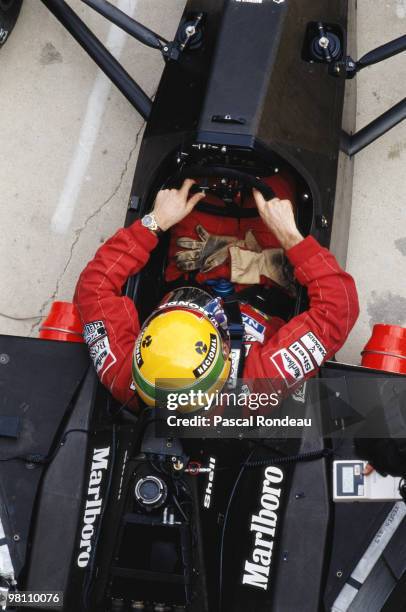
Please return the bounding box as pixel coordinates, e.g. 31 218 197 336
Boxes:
152 210 170 232
279 230 304 251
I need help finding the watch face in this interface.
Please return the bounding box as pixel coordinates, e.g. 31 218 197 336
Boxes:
142 214 154 228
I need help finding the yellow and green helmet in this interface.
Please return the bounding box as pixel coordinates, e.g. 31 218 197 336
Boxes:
132 287 231 409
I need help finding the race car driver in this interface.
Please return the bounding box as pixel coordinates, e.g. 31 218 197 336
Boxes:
74 179 359 409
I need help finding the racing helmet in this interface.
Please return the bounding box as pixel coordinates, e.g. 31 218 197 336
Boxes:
132 287 231 409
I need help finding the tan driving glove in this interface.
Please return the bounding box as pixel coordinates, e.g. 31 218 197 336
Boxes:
230 232 295 292
175 224 239 273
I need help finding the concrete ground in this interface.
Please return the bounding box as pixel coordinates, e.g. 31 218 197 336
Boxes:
337 0 406 363
0 0 405 366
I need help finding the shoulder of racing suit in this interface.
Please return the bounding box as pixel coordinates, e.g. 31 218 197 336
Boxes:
74 218 359 408
243 235 359 395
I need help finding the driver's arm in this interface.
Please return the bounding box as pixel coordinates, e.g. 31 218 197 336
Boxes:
73 180 204 407
244 192 360 394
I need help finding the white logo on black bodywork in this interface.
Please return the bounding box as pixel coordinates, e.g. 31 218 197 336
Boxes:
77 447 110 568
203 457 216 509
242 466 284 591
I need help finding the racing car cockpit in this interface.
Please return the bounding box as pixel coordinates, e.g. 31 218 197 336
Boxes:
131 158 313 326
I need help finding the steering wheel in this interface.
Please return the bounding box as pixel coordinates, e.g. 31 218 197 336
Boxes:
173 166 277 219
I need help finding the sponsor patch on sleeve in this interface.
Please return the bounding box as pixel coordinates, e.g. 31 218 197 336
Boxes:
271 349 304 388
83 320 116 377
300 332 327 366
292 382 307 404
89 336 116 375
288 341 315 374
226 348 241 390
241 313 266 344
83 320 107 345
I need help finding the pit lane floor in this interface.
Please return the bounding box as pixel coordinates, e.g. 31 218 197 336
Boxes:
0 0 405 366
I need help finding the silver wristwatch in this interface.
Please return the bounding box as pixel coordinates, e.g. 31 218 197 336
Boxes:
141 212 163 237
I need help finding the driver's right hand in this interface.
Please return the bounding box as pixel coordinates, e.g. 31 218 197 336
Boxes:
152 179 205 231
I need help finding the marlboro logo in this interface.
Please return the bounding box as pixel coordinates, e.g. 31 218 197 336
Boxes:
270 349 304 388
77 447 110 568
242 466 284 591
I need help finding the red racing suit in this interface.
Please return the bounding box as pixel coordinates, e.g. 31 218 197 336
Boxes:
73 220 359 408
